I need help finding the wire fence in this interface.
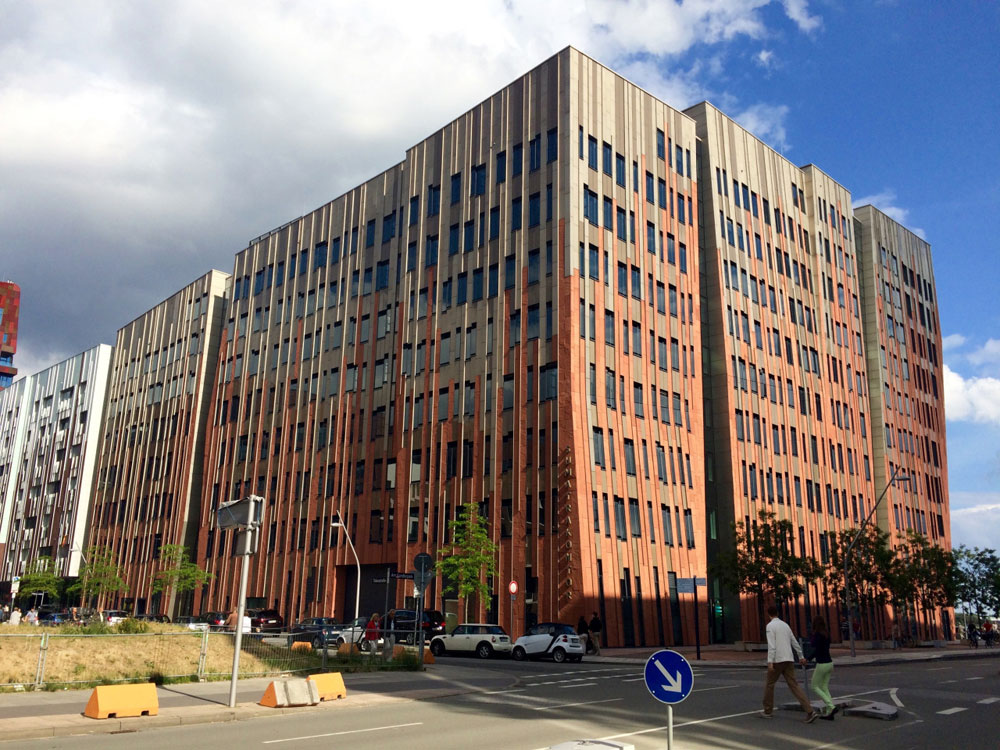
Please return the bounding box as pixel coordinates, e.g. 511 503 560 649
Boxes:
0 629 325 688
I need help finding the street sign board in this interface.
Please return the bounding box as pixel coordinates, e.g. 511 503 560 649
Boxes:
695 577 707 586
414 570 432 592
373 577 388 584
644 650 694 705
11 576 20 596
391 571 414 580
413 552 434 575
509 581 518 595
676 579 694 594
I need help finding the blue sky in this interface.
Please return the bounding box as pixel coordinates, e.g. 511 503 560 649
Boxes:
2 0 997 550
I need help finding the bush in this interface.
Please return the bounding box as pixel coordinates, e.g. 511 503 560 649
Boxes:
73 622 112 635
116 618 150 634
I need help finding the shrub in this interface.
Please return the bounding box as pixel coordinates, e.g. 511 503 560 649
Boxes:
116 618 150 635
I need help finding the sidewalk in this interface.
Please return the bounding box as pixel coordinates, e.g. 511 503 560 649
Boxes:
1 645 997 743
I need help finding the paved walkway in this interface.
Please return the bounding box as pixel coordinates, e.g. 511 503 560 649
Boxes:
2 644 996 742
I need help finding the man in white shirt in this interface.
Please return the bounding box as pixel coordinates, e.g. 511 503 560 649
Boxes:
761 604 816 722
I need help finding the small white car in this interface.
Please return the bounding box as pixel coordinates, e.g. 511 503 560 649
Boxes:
512 622 585 663
429 623 512 659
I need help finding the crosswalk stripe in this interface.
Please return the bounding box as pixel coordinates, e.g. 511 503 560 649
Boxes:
978 697 1000 704
937 707 967 715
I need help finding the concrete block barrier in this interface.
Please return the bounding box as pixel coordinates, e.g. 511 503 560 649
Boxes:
259 678 320 708
84 683 159 719
307 672 347 701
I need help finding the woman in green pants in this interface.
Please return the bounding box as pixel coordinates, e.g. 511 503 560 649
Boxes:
810 616 837 719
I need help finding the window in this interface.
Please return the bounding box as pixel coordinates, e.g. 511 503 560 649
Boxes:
547 128 558 162
588 136 598 169
624 438 637 476
471 163 486 196
615 153 625 186
529 135 541 171
451 172 461 204
592 427 606 467
602 141 612 175
496 150 506 183
656 129 665 159
427 184 440 216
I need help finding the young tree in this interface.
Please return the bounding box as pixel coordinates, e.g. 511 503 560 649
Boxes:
150 544 213 609
67 546 128 606
16 556 61 607
899 532 957 637
711 510 823 638
436 501 498 622
826 525 896 639
954 546 1000 623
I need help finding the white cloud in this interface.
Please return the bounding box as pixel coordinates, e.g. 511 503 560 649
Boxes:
852 189 926 238
732 103 791 152
755 49 776 70
782 0 822 32
941 333 967 351
944 364 1000 426
967 338 1000 367
949 496 1000 550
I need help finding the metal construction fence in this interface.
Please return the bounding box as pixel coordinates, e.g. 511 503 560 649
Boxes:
0 630 322 689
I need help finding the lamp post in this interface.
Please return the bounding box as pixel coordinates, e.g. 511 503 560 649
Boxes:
845 465 910 658
331 515 360 623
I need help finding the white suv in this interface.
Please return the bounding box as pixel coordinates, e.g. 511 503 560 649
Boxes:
512 622 585 663
430 623 512 659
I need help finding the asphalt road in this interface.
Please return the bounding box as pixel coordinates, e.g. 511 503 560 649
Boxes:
19 655 1000 749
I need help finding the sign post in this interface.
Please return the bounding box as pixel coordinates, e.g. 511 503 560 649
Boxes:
644 649 695 750
508 581 518 640
413 553 434 660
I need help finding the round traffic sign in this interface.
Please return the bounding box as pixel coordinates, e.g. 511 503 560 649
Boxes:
413 552 434 575
643 649 695 704
508 580 518 595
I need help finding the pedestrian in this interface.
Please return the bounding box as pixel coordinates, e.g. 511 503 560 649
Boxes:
224 609 239 631
577 615 590 654
968 623 979 648
25 607 39 626
8 607 21 626
364 612 380 652
588 611 603 655
760 604 817 722
1 604 8 623
241 612 251 635
983 620 994 648
809 616 837 720
891 622 901 650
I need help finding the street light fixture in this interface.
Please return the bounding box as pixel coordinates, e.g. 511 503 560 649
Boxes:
331 514 360 623
845 464 910 658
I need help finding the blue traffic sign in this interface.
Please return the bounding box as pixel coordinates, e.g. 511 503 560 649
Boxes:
644 649 695 704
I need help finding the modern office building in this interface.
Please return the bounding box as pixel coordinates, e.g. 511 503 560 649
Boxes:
196 47 707 647
855 204 951 636
87 271 228 615
0 345 112 591
0 281 19 390
688 102 877 642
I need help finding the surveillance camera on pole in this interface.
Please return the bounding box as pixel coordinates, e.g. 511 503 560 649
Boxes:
216 495 264 708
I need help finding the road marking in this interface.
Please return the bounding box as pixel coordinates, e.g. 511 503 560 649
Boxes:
889 688 903 707
621 677 646 682
927 666 951 671
263 722 422 744
937 707 968 715
978 697 1000 704
482 688 524 694
966 676 984 681
941 679 958 683
694 685 740 693
560 682 596 688
531 697 623 711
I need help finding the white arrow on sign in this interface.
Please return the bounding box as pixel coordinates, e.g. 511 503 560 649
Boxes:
655 658 683 693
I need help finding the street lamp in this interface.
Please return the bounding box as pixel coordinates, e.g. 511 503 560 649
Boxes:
331 514 360 622
845 464 910 658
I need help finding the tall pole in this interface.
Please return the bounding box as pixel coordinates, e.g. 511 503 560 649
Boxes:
228 548 250 708
846 465 908 658
345 529 360 622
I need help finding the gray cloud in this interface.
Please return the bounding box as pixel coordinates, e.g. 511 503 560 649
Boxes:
1 0 820 376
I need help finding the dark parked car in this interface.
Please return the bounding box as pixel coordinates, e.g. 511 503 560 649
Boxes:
290 617 342 648
38 611 74 627
392 609 447 643
250 609 284 633
135 613 171 623
198 611 228 630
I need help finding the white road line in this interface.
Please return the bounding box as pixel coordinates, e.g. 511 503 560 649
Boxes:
263 722 422 744
621 677 646 682
694 685 740 693
942 679 958 683
531 697 623 711
927 666 951 671
937 707 968 715
560 682 597 688
966 676 984 681
978 697 1000 704
889 688 903 707
482 688 525 694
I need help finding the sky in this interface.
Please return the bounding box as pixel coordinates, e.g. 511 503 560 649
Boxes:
2 0 998 551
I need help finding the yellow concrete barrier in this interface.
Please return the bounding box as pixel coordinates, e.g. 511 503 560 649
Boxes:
337 642 360 656
84 683 159 719
291 641 312 653
423 649 435 664
307 672 347 701
393 644 408 659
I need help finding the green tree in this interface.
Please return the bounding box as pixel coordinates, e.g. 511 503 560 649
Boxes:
151 544 213 605
16 556 61 607
954 546 1000 623
826 525 896 639
436 502 498 621
67 546 128 605
711 510 823 638
900 533 957 636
